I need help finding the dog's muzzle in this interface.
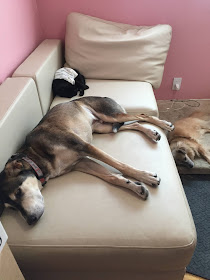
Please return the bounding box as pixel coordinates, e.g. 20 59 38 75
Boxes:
26 211 44 225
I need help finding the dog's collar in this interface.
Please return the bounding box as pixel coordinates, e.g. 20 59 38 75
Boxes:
22 156 46 186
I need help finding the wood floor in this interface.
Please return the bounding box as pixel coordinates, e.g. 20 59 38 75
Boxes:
184 273 206 280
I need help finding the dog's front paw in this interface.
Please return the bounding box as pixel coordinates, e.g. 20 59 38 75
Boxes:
142 127 161 142
148 129 161 142
134 182 149 200
137 171 161 187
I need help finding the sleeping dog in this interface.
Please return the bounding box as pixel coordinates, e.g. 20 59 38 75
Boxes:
0 97 174 225
169 111 210 168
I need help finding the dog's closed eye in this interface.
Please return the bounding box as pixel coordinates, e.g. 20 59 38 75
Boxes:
177 149 186 155
15 188 22 199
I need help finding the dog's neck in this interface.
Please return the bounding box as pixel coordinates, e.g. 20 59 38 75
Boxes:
21 156 46 186
169 135 198 145
9 151 48 185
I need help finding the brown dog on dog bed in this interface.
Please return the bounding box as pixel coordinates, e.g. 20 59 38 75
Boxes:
168 111 210 168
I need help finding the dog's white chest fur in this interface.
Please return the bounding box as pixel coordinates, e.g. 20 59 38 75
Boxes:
50 146 79 178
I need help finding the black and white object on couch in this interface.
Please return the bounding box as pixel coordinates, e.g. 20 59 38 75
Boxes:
52 67 89 98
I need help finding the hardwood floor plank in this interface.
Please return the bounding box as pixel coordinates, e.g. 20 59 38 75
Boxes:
184 273 206 280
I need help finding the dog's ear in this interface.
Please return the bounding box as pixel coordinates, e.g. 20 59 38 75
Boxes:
5 160 23 176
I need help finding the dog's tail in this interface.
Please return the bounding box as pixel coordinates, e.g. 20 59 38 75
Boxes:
112 122 124 133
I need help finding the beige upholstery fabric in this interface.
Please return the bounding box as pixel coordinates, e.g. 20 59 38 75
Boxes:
0 78 42 171
65 13 172 88
10 269 186 280
2 126 196 279
1 36 196 280
13 39 63 115
51 80 158 116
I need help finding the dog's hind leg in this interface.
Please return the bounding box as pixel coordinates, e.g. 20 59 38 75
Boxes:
73 158 149 200
89 109 174 132
93 122 161 141
81 142 160 187
119 122 161 141
118 114 174 132
80 97 173 131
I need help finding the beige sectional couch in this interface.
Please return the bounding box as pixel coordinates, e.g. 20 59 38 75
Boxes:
1 13 196 280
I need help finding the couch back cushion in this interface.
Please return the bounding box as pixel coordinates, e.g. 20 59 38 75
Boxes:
13 40 63 115
65 13 172 89
0 78 42 171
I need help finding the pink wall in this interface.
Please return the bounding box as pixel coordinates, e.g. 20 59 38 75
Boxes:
37 0 210 100
1 0 210 100
0 0 44 84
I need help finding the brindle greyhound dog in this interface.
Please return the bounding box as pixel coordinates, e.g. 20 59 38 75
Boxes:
0 97 174 225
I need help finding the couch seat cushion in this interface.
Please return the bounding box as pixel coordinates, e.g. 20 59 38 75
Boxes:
1 125 196 277
51 79 159 116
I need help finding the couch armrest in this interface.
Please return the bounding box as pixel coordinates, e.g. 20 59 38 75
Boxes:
13 40 63 115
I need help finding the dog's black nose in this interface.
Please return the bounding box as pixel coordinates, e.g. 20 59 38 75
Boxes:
27 215 38 225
